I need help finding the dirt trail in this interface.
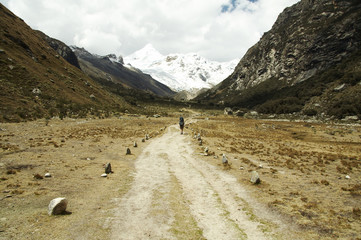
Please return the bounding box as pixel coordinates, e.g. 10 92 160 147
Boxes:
111 124 283 240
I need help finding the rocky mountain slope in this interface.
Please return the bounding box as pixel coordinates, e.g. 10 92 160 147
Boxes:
0 4 136 121
124 44 238 92
197 0 361 119
37 31 81 69
71 47 175 97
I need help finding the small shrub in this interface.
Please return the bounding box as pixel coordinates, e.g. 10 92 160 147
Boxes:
321 180 330 186
304 108 318 116
6 169 16 174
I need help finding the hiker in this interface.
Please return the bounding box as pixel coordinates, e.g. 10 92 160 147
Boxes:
179 116 185 134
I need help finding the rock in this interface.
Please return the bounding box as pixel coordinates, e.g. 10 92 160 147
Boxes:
145 134 149 140
153 114 161 118
197 133 201 141
40 32 81 69
249 111 258 116
334 84 346 92
258 164 263 169
101 173 107 178
105 163 112 174
6 169 16 175
345 175 351 179
141 138 145 142
44 173 52 178
33 173 43 179
118 55 124 64
204 147 209 153
244 111 259 118
250 171 261 184
239 166 244 170
224 107 233 115
235 110 245 117
32 88 42 95
342 116 359 121
133 142 137 147
204 147 209 156
198 139 202 146
48 198 68 215
126 148 131 155
90 94 95 100
222 154 228 165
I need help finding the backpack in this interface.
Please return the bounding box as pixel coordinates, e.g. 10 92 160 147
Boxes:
179 117 184 125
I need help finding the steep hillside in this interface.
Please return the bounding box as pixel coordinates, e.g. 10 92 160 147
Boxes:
36 30 81 69
197 0 361 119
72 47 175 97
0 4 132 122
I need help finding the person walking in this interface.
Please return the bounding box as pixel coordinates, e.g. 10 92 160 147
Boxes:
179 116 185 134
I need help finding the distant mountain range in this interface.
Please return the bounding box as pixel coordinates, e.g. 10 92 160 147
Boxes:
197 0 361 119
70 46 175 97
37 31 174 97
124 44 238 92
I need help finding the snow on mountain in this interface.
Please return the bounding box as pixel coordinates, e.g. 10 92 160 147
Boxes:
124 44 238 92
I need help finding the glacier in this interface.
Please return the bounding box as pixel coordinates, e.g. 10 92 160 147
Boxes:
124 44 238 92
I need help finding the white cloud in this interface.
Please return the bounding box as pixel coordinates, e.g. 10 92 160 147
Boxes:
2 0 299 61
74 29 122 55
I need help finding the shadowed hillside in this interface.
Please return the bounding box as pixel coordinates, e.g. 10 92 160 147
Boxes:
72 47 175 97
197 0 361 120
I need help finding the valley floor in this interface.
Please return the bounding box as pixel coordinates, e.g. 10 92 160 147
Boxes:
0 112 360 239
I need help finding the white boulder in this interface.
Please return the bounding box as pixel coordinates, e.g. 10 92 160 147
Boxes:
48 198 68 215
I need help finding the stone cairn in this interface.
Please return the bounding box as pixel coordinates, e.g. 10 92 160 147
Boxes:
250 171 261 184
222 154 228 166
126 147 131 155
105 163 112 174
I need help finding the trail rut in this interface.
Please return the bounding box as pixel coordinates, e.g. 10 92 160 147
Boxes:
111 125 282 239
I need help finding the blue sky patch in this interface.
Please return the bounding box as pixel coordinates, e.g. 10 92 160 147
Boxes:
221 0 258 13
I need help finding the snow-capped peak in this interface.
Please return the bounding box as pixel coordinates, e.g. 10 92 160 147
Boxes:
124 44 238 92
126 43 163 66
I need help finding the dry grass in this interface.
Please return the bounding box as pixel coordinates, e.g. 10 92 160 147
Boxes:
190 115 361 239
1 112 360 239
0 115 174 239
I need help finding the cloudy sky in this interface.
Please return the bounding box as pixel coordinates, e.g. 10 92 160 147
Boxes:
1 0 299 62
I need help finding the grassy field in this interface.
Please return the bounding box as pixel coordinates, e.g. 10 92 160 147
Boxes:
0 110 360 239
190 115 361 239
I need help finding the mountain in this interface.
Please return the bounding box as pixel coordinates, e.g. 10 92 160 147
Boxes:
124 44 238 92
197 0 361 119
0 4 137 122
71 47 175 97
37 29 174 97
37 31 81 69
